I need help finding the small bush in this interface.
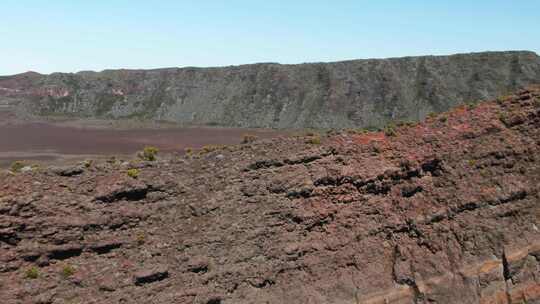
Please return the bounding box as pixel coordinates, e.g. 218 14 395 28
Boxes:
383 123 397 137
498 112 507 123
184 147 193 156
534 97 540 107
241 134 258 144
405 121 417 127
10 161 25 173
200 145 224 154
61 264 75 278
496 95 513 104
25 266 39 279
136 232 146 245
127 168 140 179
306 136 321 145
82 160 93 168
139 146 159 161
438 115 448 123
466 100 478 109
427 112 437 119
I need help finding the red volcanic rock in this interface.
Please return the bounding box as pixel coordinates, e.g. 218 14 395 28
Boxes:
0 87 539 303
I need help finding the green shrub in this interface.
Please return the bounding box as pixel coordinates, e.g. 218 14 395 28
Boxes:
438 115 448 123
241 134 258 144
61 264 75 278
25 266 39 279
306 136 321 145
200 145 224 154
383 123 397 137
82 160 93 168
465 100 478 109
10 161 25 173
139 146 159 161
127 168 140 179
136 232 146 245
498 112 507 123
496 95 513 104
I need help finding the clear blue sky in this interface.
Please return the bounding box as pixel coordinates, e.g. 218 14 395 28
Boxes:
1 0 539 75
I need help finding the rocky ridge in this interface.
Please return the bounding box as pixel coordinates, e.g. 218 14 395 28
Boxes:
0 87 540 303
1 51 540 129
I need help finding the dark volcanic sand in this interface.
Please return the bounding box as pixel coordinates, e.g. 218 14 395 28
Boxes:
0 123 287 167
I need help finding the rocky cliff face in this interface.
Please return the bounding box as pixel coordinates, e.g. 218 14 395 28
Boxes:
1 87 540 303
1 51 540 129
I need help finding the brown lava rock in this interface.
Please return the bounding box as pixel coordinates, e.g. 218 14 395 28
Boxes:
1 87 540 303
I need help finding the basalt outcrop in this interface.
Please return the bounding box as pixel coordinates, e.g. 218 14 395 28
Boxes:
1 51 540 129
0 87 539 303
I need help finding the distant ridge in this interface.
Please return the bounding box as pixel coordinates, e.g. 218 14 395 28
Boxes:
1 51 540 129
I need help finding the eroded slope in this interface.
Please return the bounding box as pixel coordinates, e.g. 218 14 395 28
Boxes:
1 88 540 303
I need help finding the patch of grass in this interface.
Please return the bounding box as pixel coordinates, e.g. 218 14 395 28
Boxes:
427 112 438 119
136 232 146 245
139 146 159 161
496 95 513 104
10 161 25 173
61 264 75 278
241 134 258 144
404 121 417 127
465 100 478 109
25 266 39 279
200 145 225 155
127 168 140 179
498 112 508 123
305 135 321 145
468 159 476 167
82 160 93 168
383 123 397 137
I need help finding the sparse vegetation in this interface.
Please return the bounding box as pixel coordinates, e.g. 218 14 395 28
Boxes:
127 168 140 179
185 147 193 156
498 112 508 123
383 123 397 137
139 146 159 161
496 95 513 104
61 264 75 278
25 266 39 279
465 100 478 109
10 161 25 173
427 112 438 119
241 134 258 144
306 135 321 145
438 115 448 123
82 160 93 168
136 232 146 245
200 144 225 155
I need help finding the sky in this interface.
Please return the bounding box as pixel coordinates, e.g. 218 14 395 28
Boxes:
1 0 539 75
